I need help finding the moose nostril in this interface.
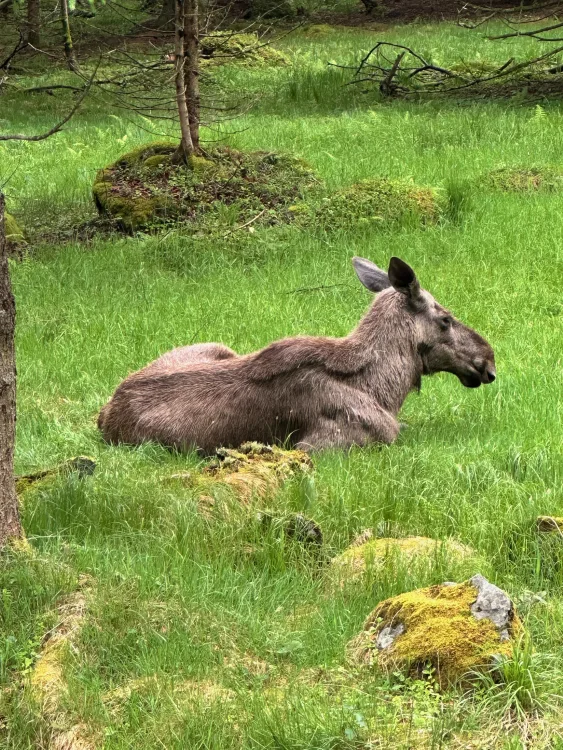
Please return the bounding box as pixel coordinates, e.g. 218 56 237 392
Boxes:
487 370 496 383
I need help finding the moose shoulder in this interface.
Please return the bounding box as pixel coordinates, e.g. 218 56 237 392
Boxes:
98 257 496 454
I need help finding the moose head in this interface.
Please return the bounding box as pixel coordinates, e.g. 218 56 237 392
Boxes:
353 256 496 388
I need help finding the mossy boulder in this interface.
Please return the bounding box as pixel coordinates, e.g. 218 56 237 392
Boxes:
349 575 522 688
330 536 476 585
93 143 317 233
200 32 289 67
297 178 442 232
537 515 563 533
4 212 26 253
484 166 563 192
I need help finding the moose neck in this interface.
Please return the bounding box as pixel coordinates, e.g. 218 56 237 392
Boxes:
347 291 422 414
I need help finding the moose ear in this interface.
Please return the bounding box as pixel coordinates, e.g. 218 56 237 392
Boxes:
388 257 421 300
352 257 391 293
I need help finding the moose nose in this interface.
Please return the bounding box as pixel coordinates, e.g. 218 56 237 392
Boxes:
485 369 496 383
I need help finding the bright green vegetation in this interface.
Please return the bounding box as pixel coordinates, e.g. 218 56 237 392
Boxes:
2 15 563 749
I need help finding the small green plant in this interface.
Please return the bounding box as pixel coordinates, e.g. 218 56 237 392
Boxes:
470 635 562 719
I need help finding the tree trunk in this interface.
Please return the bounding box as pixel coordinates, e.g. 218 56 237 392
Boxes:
0 194 22 547
184 0 200 151
26 0 41 47
172 0 195 163
155 0 175 29
61 0 79 73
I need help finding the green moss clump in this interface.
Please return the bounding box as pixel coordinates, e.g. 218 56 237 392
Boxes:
330 536 475 585
300 24 336 37
484 166 563 192
350 580 522 687
113 142 177 168
4 212 25 251
201 32 289 67
93 143 318 233
309 178 442 231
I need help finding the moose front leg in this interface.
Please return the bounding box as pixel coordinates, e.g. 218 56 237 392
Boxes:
295 409 400 453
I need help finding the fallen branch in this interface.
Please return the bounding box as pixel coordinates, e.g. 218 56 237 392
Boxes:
223 207 266 238
0 62 98 141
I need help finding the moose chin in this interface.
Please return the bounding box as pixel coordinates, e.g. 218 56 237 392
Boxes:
98 256 496 454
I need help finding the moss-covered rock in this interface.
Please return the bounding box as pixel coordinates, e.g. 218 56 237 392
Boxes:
537 515 563 533
330 536 475 585
93 142 317 233
4 212 26 253
200 31 289 67
349 576 522 688
298 178 442 232
203 442 312 502
299 24 336 37
484 166 563 192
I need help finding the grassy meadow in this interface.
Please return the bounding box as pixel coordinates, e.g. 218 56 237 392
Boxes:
2 14 563 748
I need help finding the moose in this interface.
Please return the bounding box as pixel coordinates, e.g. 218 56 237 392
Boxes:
98 257 496 453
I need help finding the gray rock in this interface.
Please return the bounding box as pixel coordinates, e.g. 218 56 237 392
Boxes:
470 574 513 640
376 623 405 650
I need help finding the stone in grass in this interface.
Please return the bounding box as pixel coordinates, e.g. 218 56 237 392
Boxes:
330 536 475 585
349 575 522 688
484 166 563 192
537 516 563 534
93 142 317 233
291 178 442 232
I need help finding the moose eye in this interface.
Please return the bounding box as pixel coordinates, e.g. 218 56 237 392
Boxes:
439 316 452 330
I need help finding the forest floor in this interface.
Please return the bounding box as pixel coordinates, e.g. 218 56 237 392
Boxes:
2 11 563 749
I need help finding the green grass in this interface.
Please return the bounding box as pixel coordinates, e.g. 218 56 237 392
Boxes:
2 17 563 749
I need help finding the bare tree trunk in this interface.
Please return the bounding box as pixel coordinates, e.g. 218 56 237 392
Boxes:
185 0 200 152
0 194 22 548
155 0 175 29
172 0 195 163
61 0 79 73
26 0 40 47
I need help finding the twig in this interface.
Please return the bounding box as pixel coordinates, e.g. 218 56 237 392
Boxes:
0 61 98 141
284 283 350 295
380 51 405 95
223 207 266 238
0 34 26 71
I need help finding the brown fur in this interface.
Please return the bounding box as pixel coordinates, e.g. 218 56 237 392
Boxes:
98 257 495 454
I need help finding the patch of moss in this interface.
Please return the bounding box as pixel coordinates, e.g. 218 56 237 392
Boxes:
330 536 475 584
350 580 522 687
93 143 318 233
112 141 177 168
201 31 289 67
4 212 26 254
484 166 563 192
302 178 442 231
189 443 313 506
300 24 336 37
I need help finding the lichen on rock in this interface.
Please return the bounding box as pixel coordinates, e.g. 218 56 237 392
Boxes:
349 576 522 687
330 536 475 585
93 143 317 233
